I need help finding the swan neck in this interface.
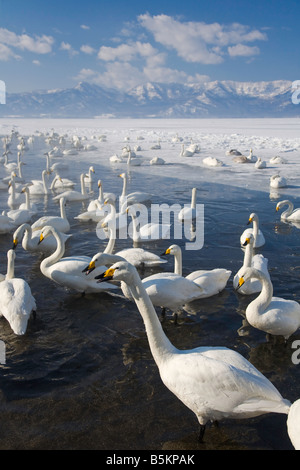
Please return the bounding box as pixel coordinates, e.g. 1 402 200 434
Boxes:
24 189 30 210
42 171 50 194
191 188 197 209
129 210 139 241
282 201 293 218
59 199 67 220
40 229 65 273
121 175 127 198
103 227 116 254
173 250 182 276
247 271 273 317
6 253 15 280
80 174 87 195
243 242 253 269
128 269 176 365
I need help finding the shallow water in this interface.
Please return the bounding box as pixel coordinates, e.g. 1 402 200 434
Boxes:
0 126 300 451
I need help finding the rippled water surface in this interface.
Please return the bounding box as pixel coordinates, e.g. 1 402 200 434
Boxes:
0 121 300 450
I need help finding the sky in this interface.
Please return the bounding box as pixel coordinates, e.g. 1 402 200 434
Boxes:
0 0 299 94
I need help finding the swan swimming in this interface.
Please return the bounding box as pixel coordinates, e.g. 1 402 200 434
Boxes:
38 225 118 294
13 223 71 254
31 196 70 233
178 187 197 222
233 234 269 295
95 260 300 448
276 200 300 222
240 213 265 248
53 173 89 202
237 267 300 340
119 173 152 205
162 244 231 295
0 249 36 335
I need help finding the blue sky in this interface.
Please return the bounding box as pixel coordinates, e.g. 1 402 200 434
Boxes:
0 0 299 93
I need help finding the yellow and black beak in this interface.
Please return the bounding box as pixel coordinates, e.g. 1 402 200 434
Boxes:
247 217 253 226
82 260 95 275
95 267 116 283
12 238 18 250
242 237 250 247
161 247 171 256
38 233 44 245
236 276 245 290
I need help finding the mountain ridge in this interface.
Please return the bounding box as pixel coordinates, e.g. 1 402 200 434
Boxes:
0 79 298 118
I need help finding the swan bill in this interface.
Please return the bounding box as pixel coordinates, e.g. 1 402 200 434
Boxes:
38 233 44 245
237 276 245 290
82 260 95 275
12 238 18 250
95 267 116 283
242 237 250 247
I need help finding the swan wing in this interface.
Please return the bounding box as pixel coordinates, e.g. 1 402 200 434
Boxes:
0 279 36 335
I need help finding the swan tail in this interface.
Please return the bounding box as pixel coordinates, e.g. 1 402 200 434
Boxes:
287 399 300 450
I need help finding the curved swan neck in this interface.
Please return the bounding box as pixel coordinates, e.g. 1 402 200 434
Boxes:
103 227 116 254
243 241 253 269
281 201 293 218
40 228 65 272
80 174 87 195
247 270 273 315
191 188 197 209
127 268 176 365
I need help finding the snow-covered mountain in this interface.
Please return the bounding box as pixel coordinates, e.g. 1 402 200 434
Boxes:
0 80 298 118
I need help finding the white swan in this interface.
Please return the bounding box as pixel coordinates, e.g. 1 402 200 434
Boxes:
7 177 25 208
127 150 142 166
29 170 52 195
0 249 36 335
18 186 38 213
162 244 231 298
95 260 300 448
7 201 35 226
119 173 152 205
270 155 288 164
38 225 118 294
12 223 71 254
270 174 287 189
3 150 19 172
0 212 16 234
50 173 75 190
31 196 70 233
233 234 269 295
178 187 197 222
127 205 170 242
240 213 265 248
237 267 300 340
202 157 223 167
150 156 165 165
255 157 266 169
100 198 128 232
179 144 194 157
150 139 161 150
276 200 300 222
226 149 242 156
53 173 89 202
85 166 95 184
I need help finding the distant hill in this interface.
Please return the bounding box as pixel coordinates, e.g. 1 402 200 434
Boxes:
0 80 298 118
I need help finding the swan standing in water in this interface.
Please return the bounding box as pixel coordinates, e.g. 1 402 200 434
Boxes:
0 249 36 335
237 267 300 340
95 260 300 448
53 173 89 202
12 223 71 254
31 196 70 233
240 213 265 248
276 200 300 222
162 244 231 298
38 225 118 294
233 234 269 295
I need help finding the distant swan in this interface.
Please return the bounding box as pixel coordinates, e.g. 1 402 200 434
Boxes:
270 174 287 189
119 173 152 205
237 267 300 340
53 173 89 202
95 260 300 448
127 205 170 242
178 187 197 222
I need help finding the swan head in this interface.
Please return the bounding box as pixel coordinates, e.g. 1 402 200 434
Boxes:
12 223 30 249
82 253 123 275
95 261 135 283
89 166 95 173
236 267 261 290
276 200 289 212
241 233 254 247
247 213 258 225
38 225 55 244
162 244 181 256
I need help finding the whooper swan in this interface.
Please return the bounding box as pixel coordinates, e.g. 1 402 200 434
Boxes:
12 223 71 254
38 225 118 294
237 267 300 340
0 249 36 335
240 213 265 248
95 260 300 448
276 200 300 222
31 196 70 233
53 173 89 202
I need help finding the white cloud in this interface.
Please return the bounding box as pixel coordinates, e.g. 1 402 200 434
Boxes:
80 25 90 30
138 14 267 64
80 44 96 55
60 41 78 56
98 41 158 62
32 59 41 66
228 44 260 57
0 43 21 61
0 28 54 54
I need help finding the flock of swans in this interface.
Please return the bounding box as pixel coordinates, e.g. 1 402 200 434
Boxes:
0 128 300 450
